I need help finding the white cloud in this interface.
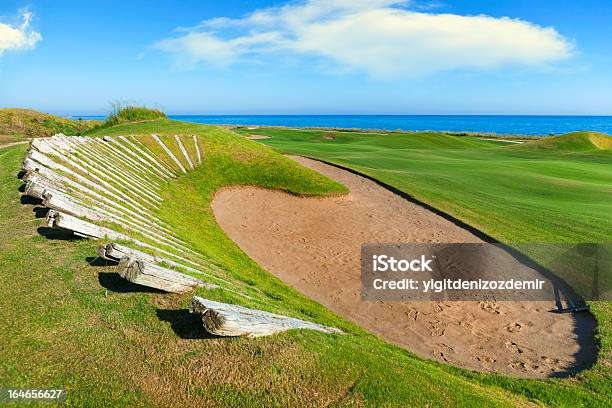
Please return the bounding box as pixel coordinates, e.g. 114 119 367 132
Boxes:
153 0 573 77
0 10 41 56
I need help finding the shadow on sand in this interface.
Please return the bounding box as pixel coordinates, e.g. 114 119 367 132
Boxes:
550 313 598 378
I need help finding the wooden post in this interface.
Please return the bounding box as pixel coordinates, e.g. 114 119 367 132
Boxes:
189 296 343 338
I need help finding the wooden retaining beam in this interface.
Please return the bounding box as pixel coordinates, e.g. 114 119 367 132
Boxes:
27 178 193 252
43 207 207 271
23 164 176 237
63 137 163 197
44 138 162 209
46 210 129 240
152 134 187 174
117 257 217 293
36 137 161 210
193 135 202 165
42 190 106 222
89 137 167 183
175 135 194 170
189 296 343 338
98 242 226 281
116 136 175 178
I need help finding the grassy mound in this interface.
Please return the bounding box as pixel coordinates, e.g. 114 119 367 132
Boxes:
0 108 100 142
102 105 166 128
515 131 612 152
2 119 610 406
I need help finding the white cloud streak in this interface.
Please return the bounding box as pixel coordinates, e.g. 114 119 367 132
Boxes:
153 0 573 77
0 10 41 56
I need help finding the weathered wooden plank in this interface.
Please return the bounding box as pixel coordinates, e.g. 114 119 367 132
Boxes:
42 189 196 255
90 136 164 182
38 137 159 210
46 210 128 240
117 257 216 293
22 158 65 184
24 159 174 235
188 297 343 338
87 137 166 185
24 179 47 200
175 135 194 170
42 190 106 221
193 135 202 165
152 134 187 174
28 139 211 270
46 210 184 258
67 137 162 193
29 144 153 214
116 136 175 178
46 138 162 208
40 189 190 257
99 242 229 282
58 138 164 203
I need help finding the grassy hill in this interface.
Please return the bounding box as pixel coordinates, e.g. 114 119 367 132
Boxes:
512 131 612 151
1 118 610 406
0 108 100 143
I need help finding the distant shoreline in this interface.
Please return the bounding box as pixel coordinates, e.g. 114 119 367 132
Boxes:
69 114 612 137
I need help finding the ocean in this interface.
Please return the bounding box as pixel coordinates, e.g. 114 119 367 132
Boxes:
74 115 612 136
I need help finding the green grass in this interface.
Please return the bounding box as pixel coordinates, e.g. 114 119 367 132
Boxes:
0 108 99 141
1 119 610 406
237 128 612 243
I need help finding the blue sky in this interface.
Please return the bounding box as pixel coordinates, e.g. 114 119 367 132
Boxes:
0 0 611 115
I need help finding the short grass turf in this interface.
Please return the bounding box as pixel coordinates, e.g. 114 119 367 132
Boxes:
0 119 610 407
236 128 612 244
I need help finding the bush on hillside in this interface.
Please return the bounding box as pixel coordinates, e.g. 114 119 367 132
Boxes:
103 103 166 127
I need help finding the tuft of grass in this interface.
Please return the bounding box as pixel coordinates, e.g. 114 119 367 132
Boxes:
102 104 167 128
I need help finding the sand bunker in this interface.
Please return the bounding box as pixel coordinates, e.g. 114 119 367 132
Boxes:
212 156 596 378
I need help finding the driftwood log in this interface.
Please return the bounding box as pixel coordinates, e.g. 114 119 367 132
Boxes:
117 257 216 293
189 296 343 338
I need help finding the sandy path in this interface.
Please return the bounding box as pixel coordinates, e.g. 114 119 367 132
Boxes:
212 156 596 378
0 140 29 149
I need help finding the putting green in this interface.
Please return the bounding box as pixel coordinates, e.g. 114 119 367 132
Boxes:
237 128 612 244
